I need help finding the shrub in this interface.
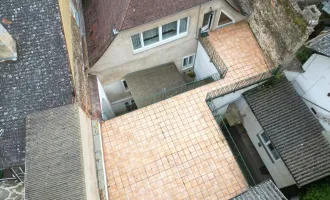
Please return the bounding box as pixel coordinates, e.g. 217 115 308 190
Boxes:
301 181 330 200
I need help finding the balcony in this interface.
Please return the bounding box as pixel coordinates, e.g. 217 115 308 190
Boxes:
198 21 271 82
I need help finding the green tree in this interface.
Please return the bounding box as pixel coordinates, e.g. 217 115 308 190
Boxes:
301 182 330 200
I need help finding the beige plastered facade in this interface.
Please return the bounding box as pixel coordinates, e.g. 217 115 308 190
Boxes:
89 0 246 85
59 0 76 81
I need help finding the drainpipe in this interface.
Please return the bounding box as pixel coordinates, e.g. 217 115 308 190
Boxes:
196 5 202 39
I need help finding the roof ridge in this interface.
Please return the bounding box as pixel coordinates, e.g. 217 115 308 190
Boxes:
118 0 133 31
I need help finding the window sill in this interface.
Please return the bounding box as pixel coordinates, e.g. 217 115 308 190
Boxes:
182 66 194 71
133 32 188 54
216 22 234 29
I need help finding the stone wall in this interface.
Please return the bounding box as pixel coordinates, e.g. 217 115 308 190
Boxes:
0 181 24 200
234 0 309 68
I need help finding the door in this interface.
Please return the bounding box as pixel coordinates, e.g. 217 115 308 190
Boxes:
201 11 214 32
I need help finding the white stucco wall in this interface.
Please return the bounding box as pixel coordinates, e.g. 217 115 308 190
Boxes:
194 42 218 79
235 98 296 189
90 0 245 85
78 108 100 200
97 79 115 120
285 54 330 131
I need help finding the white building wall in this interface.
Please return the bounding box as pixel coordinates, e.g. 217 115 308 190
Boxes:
97 79 115 120
236 98 296 189
194 42 218 79
285 54 330 132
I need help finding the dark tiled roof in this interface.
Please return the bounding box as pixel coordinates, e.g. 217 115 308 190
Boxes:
0 0 73 168
232 180 287 200
119 0 212 30
84 0 211 65
25 105 86 199
243 78 330 187
306 31 330 57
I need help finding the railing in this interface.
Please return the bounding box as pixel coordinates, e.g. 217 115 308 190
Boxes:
206 69 277 102
199 36 228 78
136 73 221 108
102 73 221 117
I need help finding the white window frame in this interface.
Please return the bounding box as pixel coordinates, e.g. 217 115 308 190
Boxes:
131 17 190 54
216 10 235 28
258 132 280 162
182 54 196 70
201 11 215 32
121 80 129 92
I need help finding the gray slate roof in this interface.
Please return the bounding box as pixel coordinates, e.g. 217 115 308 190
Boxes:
232 180 287 200
125 63 185 108
243 78 330 187
0 0 73 168
25 105 86 200
306 31 330 57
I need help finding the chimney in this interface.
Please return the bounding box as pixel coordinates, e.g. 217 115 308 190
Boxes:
0 23 17 62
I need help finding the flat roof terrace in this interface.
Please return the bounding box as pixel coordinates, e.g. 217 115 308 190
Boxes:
101 21 271 200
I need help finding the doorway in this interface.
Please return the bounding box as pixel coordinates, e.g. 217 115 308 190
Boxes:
201 11 214 32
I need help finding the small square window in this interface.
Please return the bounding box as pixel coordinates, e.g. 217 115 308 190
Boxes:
182 54 195 70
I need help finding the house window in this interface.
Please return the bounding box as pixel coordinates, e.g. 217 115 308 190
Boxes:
122 80 129 91
182 54 195 70
131 17 189 52
162 21 177 40
125 100 137 112
143 27 159 46
258 132 280 161
202 11 214 32
217 11 233 27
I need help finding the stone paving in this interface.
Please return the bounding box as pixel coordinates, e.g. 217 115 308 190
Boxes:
101 21 270 200
0 181 24 200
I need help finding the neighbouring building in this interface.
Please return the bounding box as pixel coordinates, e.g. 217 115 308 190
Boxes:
207 76 330 189
0 0 107 199
84 0 251 116
232 179 287 200
285 53 330 132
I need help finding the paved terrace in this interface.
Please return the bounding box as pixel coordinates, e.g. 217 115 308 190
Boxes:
101 21 270 200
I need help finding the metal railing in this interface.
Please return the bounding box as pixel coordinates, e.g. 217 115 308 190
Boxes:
102 73 221 117
136 73 221 108
199 36 228 78
206 69 277 102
